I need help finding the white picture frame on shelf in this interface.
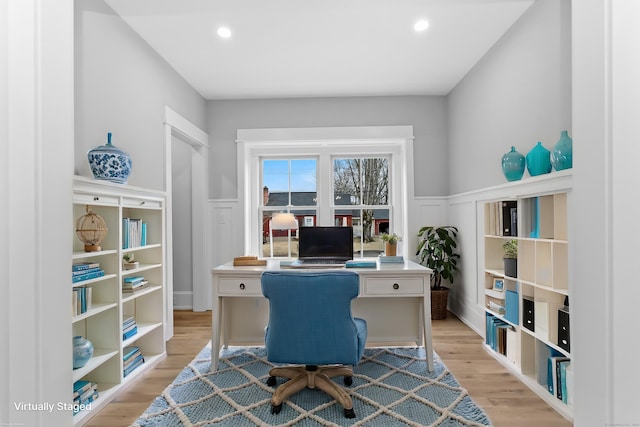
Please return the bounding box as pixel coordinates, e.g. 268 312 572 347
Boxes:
493 278 505 291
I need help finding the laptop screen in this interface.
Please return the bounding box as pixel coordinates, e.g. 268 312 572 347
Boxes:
297 226 354 261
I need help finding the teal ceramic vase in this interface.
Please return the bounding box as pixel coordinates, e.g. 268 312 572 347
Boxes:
73 336 94 369
526 142 552 176
551 130 573 171
501 146 526 181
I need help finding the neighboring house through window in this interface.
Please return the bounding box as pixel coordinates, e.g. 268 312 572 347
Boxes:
237 126 415 258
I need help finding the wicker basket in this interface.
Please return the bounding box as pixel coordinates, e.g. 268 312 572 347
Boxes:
430 288 449 320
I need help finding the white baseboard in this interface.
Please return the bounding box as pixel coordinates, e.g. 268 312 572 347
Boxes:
173 291 193 310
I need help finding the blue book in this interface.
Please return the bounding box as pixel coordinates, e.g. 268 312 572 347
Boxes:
123 346 140 361
530 197 540 238
123 355 145 377
72 266 102 276
141 222 147 246
559 360 570 403
73 380 92 394
80 287 86 313
72 269 104 283
72 262 100 272
123 276 144 283
122 218 130 249
123 326 138 340
505 290 519 324
345 260 377 268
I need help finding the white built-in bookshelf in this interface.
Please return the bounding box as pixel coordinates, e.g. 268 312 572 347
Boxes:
71 176 166 425
480 170 572 422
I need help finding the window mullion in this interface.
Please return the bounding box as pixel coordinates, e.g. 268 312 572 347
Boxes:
317 152 332 225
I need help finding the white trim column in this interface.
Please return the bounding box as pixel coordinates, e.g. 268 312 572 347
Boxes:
1 0 74 424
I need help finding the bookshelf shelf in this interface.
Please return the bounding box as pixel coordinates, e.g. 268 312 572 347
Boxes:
481 174 572 422
71 176 167 426
121 284 162 303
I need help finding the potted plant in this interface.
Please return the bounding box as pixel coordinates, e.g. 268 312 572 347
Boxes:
380 232 402 256
503 239 518 278
416 226 460 320
122 252 138 270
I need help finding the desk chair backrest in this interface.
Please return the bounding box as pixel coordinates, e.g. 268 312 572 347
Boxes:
261 270 364 366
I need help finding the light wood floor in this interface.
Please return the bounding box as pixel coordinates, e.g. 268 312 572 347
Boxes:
85 311 572 427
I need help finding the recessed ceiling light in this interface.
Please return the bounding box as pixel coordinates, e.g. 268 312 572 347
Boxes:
414 19 429 32
217 26 232 39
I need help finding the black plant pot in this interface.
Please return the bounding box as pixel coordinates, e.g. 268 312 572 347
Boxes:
504 258 517 278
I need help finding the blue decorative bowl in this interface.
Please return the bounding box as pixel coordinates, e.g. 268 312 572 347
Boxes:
73 336 94 369
88 132 132 184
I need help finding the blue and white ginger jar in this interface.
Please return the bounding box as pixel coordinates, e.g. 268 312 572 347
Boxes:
88 132 132 184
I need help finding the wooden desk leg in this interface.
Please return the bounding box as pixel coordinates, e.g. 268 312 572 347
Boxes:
421 299 435 372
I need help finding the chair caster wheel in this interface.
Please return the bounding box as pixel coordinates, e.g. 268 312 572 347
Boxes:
344 376 353 386
344 408 356 418
266 376 276 387
271 404 282 414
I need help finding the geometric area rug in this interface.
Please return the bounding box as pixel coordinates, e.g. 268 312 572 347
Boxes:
131 345 493 427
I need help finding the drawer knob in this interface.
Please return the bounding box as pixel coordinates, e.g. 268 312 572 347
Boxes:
239 283 245 290
93 196 99 201
393 283 400 290
140 201 146 206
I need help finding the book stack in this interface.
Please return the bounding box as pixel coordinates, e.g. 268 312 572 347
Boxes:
378 255 404 263
122 276 149 293
123 346 145 377
72 287 93 316
122 315 138 340
548 355 571 404
72 262 105 283
72 380 98 414
122 218 147 249
485 313 515 359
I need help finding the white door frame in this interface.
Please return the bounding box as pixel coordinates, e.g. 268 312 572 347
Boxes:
164 107 209 336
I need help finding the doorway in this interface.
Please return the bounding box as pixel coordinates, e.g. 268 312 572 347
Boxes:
164 106 209 338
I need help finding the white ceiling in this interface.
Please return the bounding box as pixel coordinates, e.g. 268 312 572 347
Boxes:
104 0 534 100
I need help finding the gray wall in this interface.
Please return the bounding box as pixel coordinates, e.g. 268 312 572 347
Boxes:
447 0 572 194
206 96 448 199
74 0 207 191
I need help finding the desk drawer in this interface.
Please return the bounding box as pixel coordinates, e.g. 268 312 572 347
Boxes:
364 277 424 295
218 277 262 295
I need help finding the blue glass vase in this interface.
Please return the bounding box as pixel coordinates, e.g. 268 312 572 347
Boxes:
551 130 573 171
526 141 552 176
73 336 94 369
501 146 526 181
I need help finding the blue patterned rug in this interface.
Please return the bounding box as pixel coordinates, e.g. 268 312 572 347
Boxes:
132 345 492 427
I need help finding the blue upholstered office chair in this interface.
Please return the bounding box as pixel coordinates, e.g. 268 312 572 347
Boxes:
261 270 367 418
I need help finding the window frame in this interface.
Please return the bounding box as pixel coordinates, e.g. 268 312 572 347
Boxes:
237 126 415 258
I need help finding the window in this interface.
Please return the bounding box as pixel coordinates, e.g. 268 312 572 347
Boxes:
333 157 390 257
237 126 414 258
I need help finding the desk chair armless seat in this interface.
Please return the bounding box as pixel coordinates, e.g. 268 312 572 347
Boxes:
261 270 367 418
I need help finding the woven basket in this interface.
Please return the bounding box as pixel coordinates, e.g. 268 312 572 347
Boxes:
430 288 449 320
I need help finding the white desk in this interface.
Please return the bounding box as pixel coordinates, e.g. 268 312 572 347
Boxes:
211 259 434 372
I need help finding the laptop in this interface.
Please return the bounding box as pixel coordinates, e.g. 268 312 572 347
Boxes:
292 226 354 267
